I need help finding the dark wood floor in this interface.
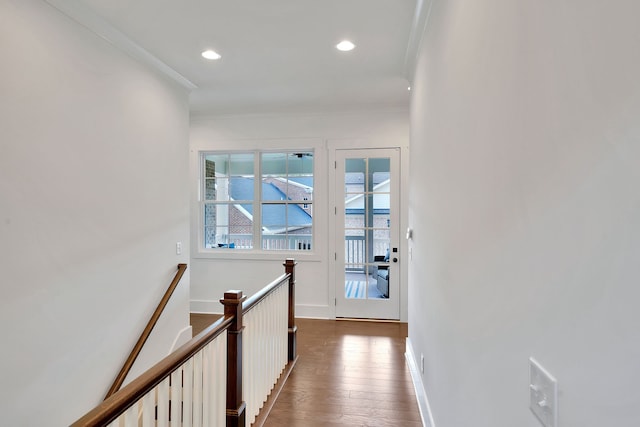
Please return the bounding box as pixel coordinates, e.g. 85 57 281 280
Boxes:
190 313 222 336
190 315 422 427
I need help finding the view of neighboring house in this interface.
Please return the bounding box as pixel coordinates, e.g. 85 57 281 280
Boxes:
344 172 391 264
345 172 390 230
205 176 313 250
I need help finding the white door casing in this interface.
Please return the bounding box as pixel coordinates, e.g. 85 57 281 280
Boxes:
334 148 400 319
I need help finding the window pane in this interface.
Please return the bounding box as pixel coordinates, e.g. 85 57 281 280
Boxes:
204 203 254 249
204 225 228 248
369 157 390 175
261 152 287 176
288 152 313 175
225 202 253 249
229 224 253 249
345 158 365 195
291 176 313 189
262 203 287 232
288 152 313 200
204 154 229 177
229 177 254 201
204 155 222 176
204 204 227 248
345 230 365 264
262 178 288 201
262 203 312 229
204 154 255 202
204 204 218 227
296 202 313 219
373 228 390 259
373 193 390 210
261 232 288 250
345 272 367 299
262 152 313 200
261 202 312 251
202 150 313 252
204 177 217 200
204 177 227 201
294 183 313 203
229 153 254 176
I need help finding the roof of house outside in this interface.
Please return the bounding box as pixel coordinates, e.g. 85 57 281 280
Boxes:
229 177 312 229
288 177 314 188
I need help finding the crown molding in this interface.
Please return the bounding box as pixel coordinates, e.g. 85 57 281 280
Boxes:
403 0 434 85
44 0 197 91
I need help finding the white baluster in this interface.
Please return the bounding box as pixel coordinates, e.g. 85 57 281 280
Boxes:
122 402 137 427
193 351 203 427
182 359 193 427
170 369 181 427
206 340 218 427
141 388 155 427
202 342 211 427
216 334 226 427
157 376 170 427
245 308 255 423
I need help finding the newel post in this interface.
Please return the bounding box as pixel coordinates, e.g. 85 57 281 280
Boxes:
220 290 247 427
284 258 297 361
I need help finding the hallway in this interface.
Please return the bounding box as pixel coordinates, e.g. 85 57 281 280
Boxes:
191 316 422 426
262 319 421 426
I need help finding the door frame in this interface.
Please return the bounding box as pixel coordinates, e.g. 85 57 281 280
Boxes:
328 141 408 321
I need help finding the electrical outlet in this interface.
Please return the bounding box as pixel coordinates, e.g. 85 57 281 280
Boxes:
176 242 182 255
529 357 557 427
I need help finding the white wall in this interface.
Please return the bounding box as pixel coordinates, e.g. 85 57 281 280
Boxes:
190 109 409 319
408 0 640 426
0 1 190 425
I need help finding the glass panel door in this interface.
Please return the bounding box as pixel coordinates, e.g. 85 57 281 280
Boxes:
335 149 400 319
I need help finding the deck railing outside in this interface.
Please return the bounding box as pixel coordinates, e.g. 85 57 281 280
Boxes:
214 234 312 251
71 259 297 427
212 233 384 263
344 235 388 267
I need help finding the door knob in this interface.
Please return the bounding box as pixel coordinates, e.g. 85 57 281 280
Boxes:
393 257 398 263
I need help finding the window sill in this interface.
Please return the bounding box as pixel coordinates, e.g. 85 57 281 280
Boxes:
192 249 322 262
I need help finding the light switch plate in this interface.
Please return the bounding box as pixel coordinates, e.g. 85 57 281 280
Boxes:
529 357 558 427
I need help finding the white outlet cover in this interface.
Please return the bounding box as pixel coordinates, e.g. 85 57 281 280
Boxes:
529 357 558 427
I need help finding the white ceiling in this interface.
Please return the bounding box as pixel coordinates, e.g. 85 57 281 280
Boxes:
54 0 420 114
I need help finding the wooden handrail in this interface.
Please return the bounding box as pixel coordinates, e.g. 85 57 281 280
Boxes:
73 259 297 427
104 263 188 400
242 273 290 314
71 315 233 427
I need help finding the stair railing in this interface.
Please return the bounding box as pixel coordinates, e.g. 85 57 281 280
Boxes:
104 263 188 400
71 258 297 427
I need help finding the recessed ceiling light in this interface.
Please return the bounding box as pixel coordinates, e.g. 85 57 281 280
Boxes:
201 50 221 60
336 40 355 52
407 86 412 91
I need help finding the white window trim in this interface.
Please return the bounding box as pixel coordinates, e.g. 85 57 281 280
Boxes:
196 149 317 259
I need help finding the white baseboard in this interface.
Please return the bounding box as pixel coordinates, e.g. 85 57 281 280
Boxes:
169 325 193 353
405 338 436 427
295 304 330 319
190 300 331 319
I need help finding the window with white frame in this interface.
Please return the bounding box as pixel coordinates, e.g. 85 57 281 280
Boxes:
201 151 313 251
